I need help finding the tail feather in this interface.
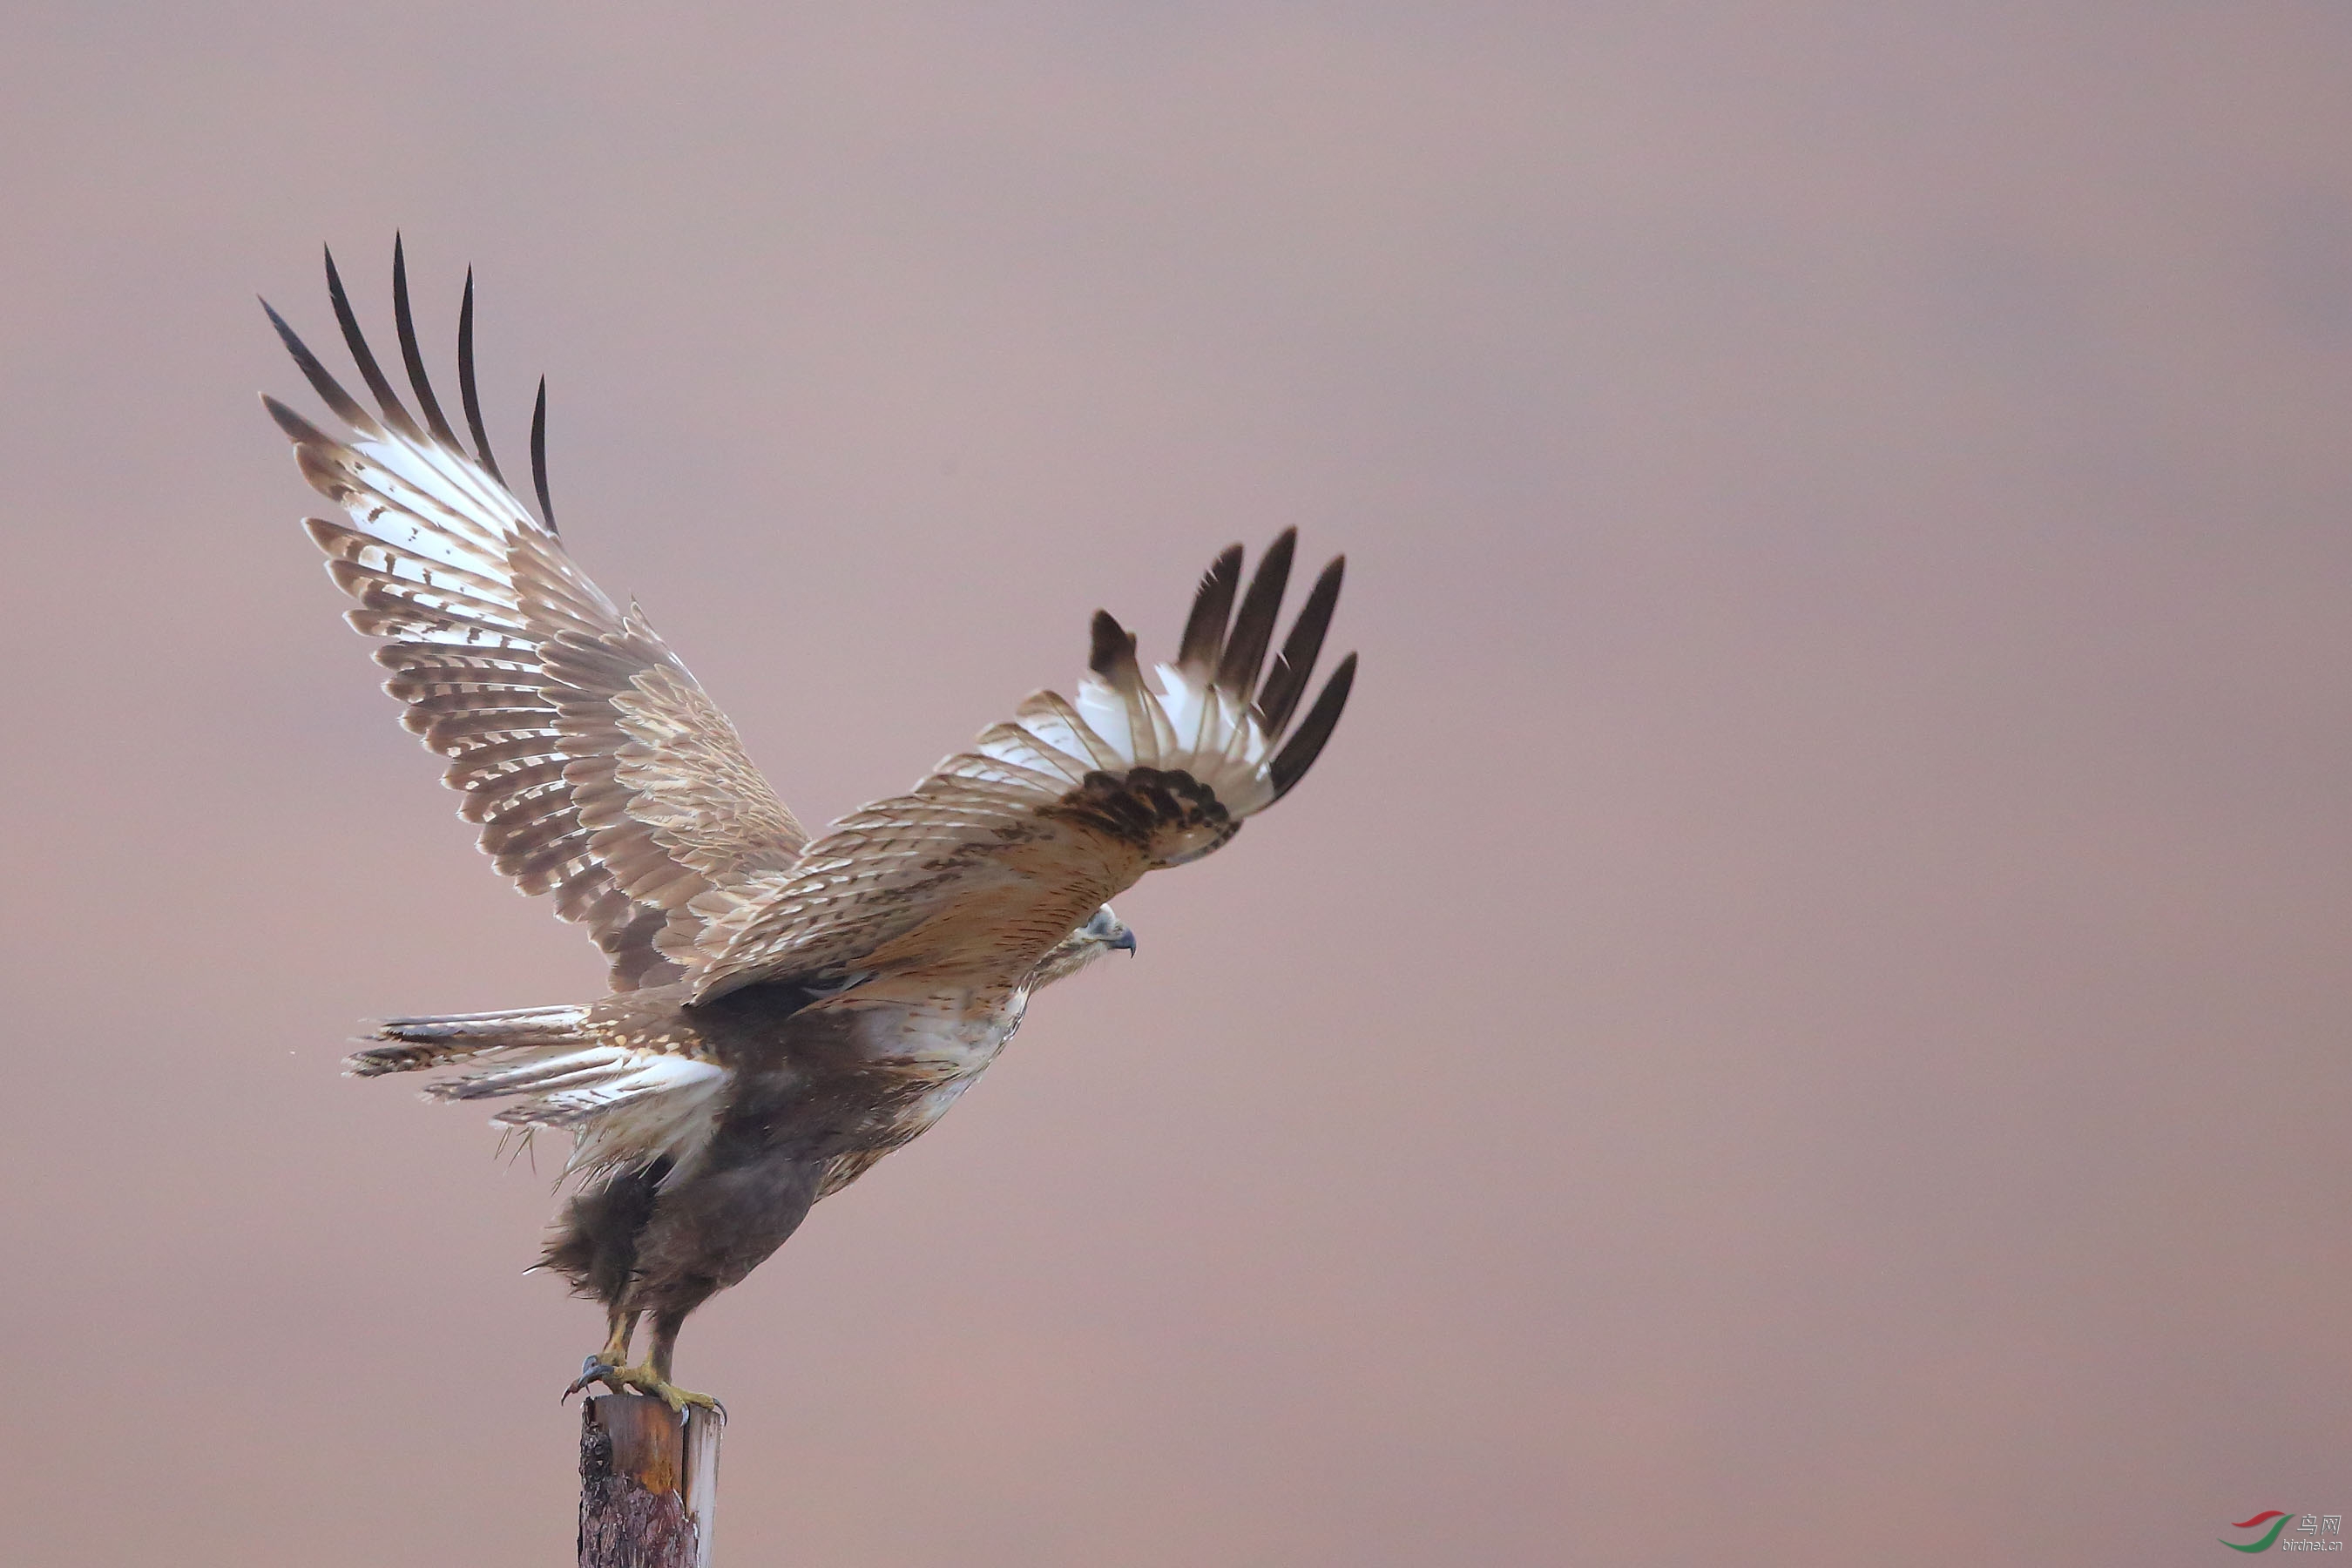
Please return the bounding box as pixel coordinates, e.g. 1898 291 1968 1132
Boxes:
345 1000 727 1182
344 1003 591 1076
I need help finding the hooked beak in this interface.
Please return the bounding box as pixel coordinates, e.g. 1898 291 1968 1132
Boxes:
1111 929 1138 956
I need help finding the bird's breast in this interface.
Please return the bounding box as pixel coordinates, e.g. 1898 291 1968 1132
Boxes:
831 981 1030 1075
747 981 1033 1158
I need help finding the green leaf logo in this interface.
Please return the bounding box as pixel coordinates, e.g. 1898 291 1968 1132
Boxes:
2223 1511 2295 1553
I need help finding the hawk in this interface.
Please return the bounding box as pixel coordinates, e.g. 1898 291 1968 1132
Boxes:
263 243 1355 1415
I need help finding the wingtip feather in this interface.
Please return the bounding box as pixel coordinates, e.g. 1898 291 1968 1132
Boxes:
1255 553 1345 735
324 243 422 441
457 267 507 486
1267 649 1355 801
392 235 461 447
1177 544 1245 672
261 294 372 429
260 392 327 445
1088 609 1128 678
531 376 557 534
1214 530 1297 700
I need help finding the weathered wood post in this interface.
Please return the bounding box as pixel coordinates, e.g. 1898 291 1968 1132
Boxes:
578 1395 722 1567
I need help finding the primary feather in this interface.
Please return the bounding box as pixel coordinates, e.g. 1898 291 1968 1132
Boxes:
266 240 807 990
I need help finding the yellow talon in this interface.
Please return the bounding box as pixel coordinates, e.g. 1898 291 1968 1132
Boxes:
558 1309 723 1420
598 1362 726 1421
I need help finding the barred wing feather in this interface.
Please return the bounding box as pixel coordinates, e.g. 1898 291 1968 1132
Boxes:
264 242 808 990
688 531 1354 999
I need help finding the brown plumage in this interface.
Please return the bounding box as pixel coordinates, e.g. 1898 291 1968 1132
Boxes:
267 242 1355 1412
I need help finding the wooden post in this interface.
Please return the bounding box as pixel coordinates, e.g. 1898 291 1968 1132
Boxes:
578 1395 722 1567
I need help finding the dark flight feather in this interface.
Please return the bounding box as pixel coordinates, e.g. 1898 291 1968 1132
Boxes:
1267 651 1355 801
1215 526 1296 700
260 394 329 448
1255 555 1344 736
1177 544 1244 672
456 268 506 487
1087 610 1154 756
260 299 372 431
323 246 421 442
1087 609 1130 677
531 376 557 534
391 235 461 447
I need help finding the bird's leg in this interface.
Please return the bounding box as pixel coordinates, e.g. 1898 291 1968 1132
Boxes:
600 1307 638 1367
562 1308 639 1402
639 1309 727 1421
572 1308 726 1422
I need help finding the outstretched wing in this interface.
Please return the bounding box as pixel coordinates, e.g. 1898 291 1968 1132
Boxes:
265 241 808 990
687 531 1354 1000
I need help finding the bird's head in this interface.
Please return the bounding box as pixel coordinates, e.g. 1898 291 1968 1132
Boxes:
1030 904 1137 987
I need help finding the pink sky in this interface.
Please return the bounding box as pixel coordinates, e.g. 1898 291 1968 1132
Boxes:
3 5 2349 1564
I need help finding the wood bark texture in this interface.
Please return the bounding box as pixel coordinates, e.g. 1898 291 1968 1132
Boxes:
578 1395 721 1567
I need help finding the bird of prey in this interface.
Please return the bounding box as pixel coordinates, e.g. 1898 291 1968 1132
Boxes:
262 242 1355 1416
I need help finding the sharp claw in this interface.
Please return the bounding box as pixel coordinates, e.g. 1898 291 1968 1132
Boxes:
648 1382 727 1423
558 1353 724 1420
563 1355 615 1403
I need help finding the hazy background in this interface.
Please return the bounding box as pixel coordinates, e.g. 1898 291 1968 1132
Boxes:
3 5 2349 1565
